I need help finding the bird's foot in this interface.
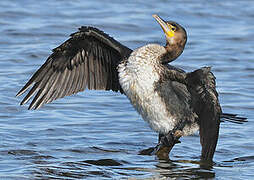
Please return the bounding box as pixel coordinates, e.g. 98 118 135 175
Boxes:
174 130 183 139
139 147 155 155
154 130 183 159
139 130 183 160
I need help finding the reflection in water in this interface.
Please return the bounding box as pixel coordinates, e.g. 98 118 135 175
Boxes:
33 159 216 179
152 159 215 179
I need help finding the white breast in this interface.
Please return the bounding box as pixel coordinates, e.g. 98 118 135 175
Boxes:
118 44 177 134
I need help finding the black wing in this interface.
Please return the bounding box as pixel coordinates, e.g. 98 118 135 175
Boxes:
186 67 247 160
16 26 132 109
186 67 221 161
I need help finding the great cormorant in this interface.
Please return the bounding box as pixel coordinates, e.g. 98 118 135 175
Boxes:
16 14 246 161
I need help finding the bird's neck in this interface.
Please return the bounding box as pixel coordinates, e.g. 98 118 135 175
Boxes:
161 42 185 64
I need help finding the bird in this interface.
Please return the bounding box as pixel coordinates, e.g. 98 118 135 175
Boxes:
16 14 247 161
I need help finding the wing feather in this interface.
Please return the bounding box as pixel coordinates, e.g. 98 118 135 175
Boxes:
29 71 58 110
38 71 61 107
58 68 71 99
186 67 221 161
17 26 132 109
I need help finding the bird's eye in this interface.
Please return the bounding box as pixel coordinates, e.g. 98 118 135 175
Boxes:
171 26 176 32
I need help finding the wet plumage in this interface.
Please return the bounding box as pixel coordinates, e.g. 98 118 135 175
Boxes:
16 14 246 161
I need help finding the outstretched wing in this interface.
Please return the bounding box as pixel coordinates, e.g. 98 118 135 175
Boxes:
16 26 132 110
186 67 221 161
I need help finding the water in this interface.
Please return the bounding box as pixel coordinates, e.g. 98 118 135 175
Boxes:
0 0 254 179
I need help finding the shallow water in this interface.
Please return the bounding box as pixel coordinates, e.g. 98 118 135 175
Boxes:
0 0 254 179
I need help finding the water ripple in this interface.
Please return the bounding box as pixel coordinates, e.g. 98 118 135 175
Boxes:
0 0 254 179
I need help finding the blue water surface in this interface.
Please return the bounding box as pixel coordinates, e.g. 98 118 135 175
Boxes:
0 0 254 179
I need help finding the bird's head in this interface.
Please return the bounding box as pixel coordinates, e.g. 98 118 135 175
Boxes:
153 14 187 46
152 14 187 62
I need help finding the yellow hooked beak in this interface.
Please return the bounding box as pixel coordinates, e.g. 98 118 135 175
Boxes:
152 14 175 38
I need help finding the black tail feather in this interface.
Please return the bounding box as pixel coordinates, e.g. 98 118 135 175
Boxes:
220 113 247 124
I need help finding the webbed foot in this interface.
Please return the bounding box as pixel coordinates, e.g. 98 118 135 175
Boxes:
139 147 155 155
154 130 183 159
139 130 183 160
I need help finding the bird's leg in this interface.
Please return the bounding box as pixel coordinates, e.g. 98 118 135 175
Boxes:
139 130 183 157
158 133 164 142
139 122 185 157
154 120 187 159
154 130 183 159
138 133 175 156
